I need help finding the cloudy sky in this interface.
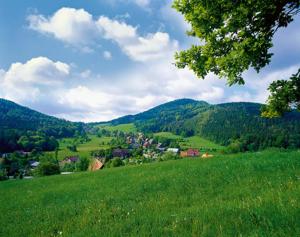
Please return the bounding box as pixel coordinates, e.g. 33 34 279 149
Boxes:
0 0 299 122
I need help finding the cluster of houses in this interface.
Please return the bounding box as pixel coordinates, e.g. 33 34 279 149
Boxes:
1 132 215 177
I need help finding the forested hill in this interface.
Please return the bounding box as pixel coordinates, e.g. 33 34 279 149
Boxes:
109 99 300 150
0 99 85 152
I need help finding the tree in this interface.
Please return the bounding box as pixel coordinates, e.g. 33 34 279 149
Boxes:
173 0 300 116
77 156 90 171
262 69 300 116
36 162 60 176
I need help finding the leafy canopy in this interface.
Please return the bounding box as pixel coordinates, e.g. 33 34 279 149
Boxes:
173 0 300 116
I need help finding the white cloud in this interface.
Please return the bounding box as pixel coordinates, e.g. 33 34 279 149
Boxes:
103 51 112 60
245 65 300 102
0 57 70 103
2 55 298 122
27 8 97 46
28 8 177 62
97 16 178 62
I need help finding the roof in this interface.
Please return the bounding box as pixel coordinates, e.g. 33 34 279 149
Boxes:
89 159 104 171
65 156 79 162
28 160 40 167
167 148 179 153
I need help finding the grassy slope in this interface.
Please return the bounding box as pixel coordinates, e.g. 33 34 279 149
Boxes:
99 123 137 133
1 150 300 236
154 132 224 150
47 135 113 160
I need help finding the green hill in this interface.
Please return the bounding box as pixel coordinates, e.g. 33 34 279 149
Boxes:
0 99 85 152
107 99 300 150
0 149 299 236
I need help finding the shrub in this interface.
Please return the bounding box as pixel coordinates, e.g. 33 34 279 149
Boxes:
107 158 124 168
77 157 90 171
0 169 8 181
36 162 60 176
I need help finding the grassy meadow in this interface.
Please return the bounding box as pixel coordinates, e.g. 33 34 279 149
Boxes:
99 123 137 133
47 135 113 161
1 149 300 236
154 132 224 151
49 128 223 161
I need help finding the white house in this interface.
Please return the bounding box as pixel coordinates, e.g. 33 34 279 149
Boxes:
167 148 179 154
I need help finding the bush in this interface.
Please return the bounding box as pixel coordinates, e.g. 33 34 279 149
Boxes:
0 169 8 181
161 152 180 161
77 157 90 171
61 162 76 172
106 158 124 168
36 162 60 176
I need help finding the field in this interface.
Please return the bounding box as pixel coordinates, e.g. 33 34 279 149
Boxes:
47 135 113 160
98 123 137 133
154 132 224 151
1 149 300 236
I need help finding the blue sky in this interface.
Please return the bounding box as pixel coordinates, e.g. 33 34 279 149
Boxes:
0 0 299 122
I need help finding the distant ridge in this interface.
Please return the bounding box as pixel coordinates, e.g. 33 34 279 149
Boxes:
105 98 300 149
1 98 300 150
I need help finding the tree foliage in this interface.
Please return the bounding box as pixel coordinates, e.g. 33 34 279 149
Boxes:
173 0 300 114
262 69 300 117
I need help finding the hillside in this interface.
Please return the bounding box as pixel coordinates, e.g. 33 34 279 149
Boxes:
107 99 300 150
0 149 299 236
0 99 85 152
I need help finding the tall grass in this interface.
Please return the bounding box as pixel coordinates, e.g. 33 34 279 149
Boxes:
0 149 299 236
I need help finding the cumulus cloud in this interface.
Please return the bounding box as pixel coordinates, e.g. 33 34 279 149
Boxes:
0 55 228 122
28 8 177 61
0 57 70 103
27 8 97 46
2 55 299 122
97 16 178 62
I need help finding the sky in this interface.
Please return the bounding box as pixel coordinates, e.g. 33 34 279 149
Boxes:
0 0 299 122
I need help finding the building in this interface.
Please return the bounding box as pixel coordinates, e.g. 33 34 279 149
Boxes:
61 156 79 165
181 148 200 157
112 148 130 159
89 159 104 171
167 148 179 154
202 153 214 159
28 160 40 168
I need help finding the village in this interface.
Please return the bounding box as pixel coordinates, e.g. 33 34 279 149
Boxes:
60 131 215 172
0 130 215 179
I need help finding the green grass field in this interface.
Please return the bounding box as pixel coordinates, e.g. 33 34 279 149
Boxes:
1 149 300 236
154 132 224 151
47 135 113 160
99 123 137 133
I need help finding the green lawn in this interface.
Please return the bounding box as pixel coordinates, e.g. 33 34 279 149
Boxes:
47 135 112 160
99 123 137 133
1 149 300 236
154 132 182 139
154 132 223 151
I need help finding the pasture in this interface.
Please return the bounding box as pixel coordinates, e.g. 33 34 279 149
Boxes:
1 149 299 236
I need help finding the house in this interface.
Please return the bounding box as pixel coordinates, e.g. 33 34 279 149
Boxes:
143 141 150 148
89 159 104 171
112 148 130 159
28 160 40 168
180 151 188 157
156 143 166 152
62 156 79 164
202 153 214 159
167 148 179 154
181 148 199 157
